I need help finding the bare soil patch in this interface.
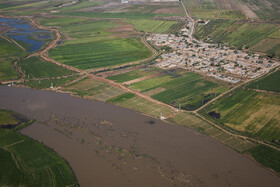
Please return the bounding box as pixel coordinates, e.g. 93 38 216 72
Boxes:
239 4 259 20
143 87 166 96
123 73 158 85
154 8 179 14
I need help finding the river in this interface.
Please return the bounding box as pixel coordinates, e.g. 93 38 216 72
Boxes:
0 86 279 186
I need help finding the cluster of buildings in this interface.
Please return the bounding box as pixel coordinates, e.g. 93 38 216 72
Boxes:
147 33 279 83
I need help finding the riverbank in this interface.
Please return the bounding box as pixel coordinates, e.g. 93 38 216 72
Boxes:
1 85 280 186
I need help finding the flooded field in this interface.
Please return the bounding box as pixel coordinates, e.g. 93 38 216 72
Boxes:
0 86 280 186
0 17 51 52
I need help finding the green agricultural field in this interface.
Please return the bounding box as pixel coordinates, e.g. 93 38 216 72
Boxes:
38 17 87 27
55 11 158 20
45 19 118 40
129 71 221 110
122 3 185 16
0 109 27 127
54 3 184 20
173 111 255 152
237 0 280 20
0 110 78 186
248 145 280 174
107 68 156 83
201 89 280 143
18 56 74 79
126 19 176 33
1 1 48 11
0 0 100 16
0 39 27 81
194 19 280 52
42 18 152 70
63 76 126 101
247 27 280 57
183 0 219 19
49 38 152 69
250 38 280 54
152 78 218 107
183 0 245 19
247 70 280 92
108 93 174 118
54 1 103 12
129 74 174 91
22 75 80 89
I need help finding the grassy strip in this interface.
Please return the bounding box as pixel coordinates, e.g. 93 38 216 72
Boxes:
247 70 280 92
18 56 74 79
22 75 80 89
107 93 135 103
0 39 27 81
248 145 280 174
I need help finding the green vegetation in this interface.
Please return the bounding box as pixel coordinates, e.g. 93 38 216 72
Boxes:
130 75 174 91
44 18 152 70
107 93 135 103
54 1 102 12
107 68 156 83
126 19 176 33
49 38 152 69
200 89 280 143
152 78 217 106
55 12 159 20
38 17 86 27
173 111 255 152
0 110 78 186
247 70 280 92
63 76 126 101
194 19 279 52
22 75 79 89
129 71 222 110
0 39 27 81
183 0 245 19
248 145 280 174
109 94 174 118
18 56 74 79
238 0 280 20
0 109 27 127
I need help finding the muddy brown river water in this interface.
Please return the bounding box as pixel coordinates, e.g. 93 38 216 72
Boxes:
0 86 280 186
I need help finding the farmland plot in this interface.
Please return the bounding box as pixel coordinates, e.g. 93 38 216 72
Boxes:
202 89 280 142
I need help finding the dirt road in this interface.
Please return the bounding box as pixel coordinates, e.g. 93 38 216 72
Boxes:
181 1 195 39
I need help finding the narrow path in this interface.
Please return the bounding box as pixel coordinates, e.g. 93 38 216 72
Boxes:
192 111 280 152
3 140 24 148
180 0 195 39
1 34 26 51
9 38 26 52
0 34 12 43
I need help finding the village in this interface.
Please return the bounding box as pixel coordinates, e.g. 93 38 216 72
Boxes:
147 29 279 83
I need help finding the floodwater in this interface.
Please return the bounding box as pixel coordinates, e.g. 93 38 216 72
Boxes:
0 86 280 186
0 18 51 52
